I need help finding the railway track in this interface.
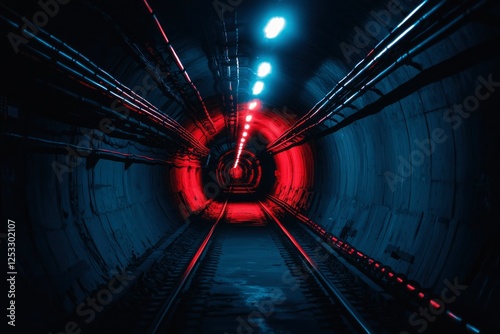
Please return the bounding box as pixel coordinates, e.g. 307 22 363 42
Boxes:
77 189 430 334
121 191 405 334
45 186 474 334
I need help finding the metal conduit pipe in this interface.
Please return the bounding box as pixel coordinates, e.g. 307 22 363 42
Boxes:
43 41 209 155
84 7 213 141
2 132 179 166
142 43 217 141
266 0 487 154
273 0 487 154
265 0 436 151
308 0 488 129
297 0 486 135
81 2 188 109
39 81 191 152
270 31 496 156
220 18 237 139
142 0 217 135
234 12 240 141
266 0 440 152
0 6 210 156
1 10 211 157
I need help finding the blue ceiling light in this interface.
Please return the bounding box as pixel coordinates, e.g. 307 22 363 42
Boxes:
257 62 272 78
264 17 286 39
252 81 265 95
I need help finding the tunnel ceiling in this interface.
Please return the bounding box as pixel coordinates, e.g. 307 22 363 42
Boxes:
3 0 408 120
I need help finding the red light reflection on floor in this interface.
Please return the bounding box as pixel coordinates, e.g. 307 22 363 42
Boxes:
170 104 314 223
224 203 267 225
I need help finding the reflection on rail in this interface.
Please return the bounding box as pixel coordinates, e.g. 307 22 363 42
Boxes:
266 194 482 334
147 199 228 334
259 200 374 334
144 195 411 333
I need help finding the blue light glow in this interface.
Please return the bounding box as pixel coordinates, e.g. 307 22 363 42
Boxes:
257 62 272 78
252 81 264 95
466 324 480 333
264 17 286 39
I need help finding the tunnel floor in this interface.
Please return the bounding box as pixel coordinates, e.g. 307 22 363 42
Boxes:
165 224 350 334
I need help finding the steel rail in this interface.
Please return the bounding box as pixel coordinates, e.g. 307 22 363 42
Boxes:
147 198 228 334
258 200 374 334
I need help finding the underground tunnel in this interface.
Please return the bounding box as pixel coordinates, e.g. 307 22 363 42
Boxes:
1 0 500 333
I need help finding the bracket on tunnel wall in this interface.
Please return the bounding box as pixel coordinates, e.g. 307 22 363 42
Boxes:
86 154 99 170
124 158 133 170
384 244 415 264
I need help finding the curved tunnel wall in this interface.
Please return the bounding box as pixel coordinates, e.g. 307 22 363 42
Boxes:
1 0 499 331
304 13 499 319
2 117 185 327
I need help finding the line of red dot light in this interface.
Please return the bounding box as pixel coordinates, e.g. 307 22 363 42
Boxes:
233 101 258 168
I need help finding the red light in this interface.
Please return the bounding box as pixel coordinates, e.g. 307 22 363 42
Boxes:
406 284 416 291
388 272 394 278
446 311 462 322
230 166 243 179
235 112 255 167
430 299 441 309
249 101 257 110
418 292 425 299
396 277 403 283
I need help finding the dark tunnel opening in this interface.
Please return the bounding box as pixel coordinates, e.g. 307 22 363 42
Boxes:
1 0 500 333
